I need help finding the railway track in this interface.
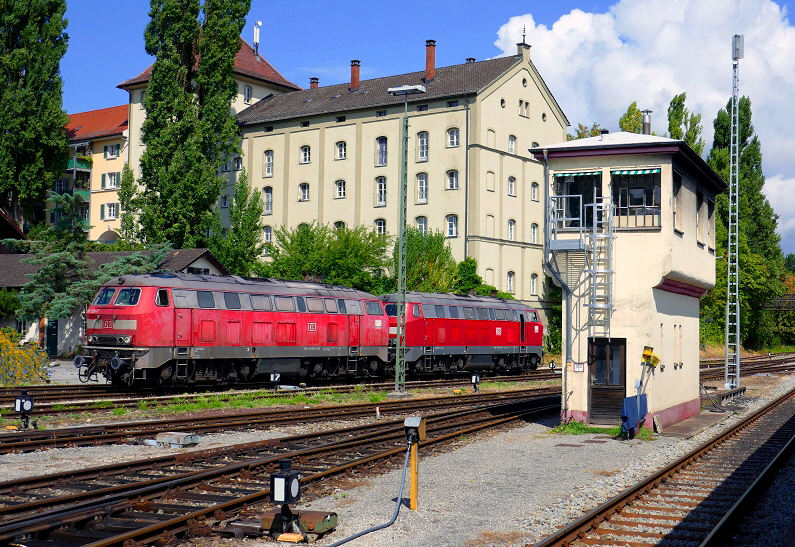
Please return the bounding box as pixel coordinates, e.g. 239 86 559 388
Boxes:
0 387 559 453
534 386 795 547
0 392 558 547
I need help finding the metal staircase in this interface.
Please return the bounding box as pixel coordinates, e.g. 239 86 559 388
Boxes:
584 201 615 339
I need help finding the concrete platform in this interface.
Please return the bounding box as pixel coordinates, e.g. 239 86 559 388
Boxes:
658 409 729 439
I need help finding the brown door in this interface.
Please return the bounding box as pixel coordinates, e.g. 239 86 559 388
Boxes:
588 338 626 425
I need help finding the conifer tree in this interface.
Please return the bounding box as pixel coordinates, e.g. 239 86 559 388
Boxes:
0 0 70 227
137 0 251 248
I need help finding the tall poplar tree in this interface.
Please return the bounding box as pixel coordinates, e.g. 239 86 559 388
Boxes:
667 92 705 155
137 0 250 248
0 0 69 227
618 101 643 133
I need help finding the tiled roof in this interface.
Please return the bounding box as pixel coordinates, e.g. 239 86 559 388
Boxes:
236 56 522 126
0 249 228 288
118 39 300 91
66 105 128 141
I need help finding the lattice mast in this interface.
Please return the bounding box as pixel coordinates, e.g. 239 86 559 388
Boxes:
725 35 743 389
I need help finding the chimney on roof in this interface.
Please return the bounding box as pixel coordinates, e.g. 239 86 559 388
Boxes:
466 57 476 63
310 77 319 89
350 60 360 91
642 109 652 135
600 129 609 141
425 40 436 82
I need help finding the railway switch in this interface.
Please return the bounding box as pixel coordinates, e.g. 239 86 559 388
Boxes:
14 391 34 429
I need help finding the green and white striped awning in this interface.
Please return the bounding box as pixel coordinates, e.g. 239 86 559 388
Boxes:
611 168 661 175
553 171 600 177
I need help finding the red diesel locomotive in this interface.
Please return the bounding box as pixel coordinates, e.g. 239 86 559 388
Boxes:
382 292 543 374
76 273 544 386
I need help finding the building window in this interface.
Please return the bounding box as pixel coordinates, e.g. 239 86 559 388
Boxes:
508 135 516 154
299 183 310 202
300 121 309 127
417 105 428 112
15 318 27 335
101 172 120 189
446 214 458 237
417 131 429 162
375 176 387 207
508 219 516 241
532 141 539 148
416 173 428 204
531 182 539 201
221 161 230 172
531 273 538 295
263 186 273 215
673 172 683 232
335 180 346 199
446 170 459 190
263 225 272 255
80 205 89 222
300 145 311 164
221 195 229 208
55 178 68 194
531 223 538 244
447 128 459 147
611 169 661 228
244 85 252 104
376 137 388 166
696 188 705 242
507 271 515 294
416 216 428 234
334 221 345 230
140 90 146 109
101 202 118 220
447 100 459 107
375 218 386 235
264 150 274 177
508 176 516 196
376 110 387 117
336 141 347 160
554 172 603 228
233 157 242 171
104 144 120 158
336 115 346 123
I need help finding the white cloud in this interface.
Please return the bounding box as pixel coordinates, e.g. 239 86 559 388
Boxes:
494 0 795 253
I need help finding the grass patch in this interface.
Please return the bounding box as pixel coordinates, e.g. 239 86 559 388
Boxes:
551 420 654 440
137 400 148 411
52 403 67 411
96 400 114 409
480 381 517 390
112 407 127 416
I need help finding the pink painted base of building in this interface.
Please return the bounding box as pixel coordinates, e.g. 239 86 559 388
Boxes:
561 397 701 430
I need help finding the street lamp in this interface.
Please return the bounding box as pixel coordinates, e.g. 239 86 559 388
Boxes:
387 84 426 396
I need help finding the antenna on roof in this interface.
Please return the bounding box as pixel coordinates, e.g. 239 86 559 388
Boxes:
253 21 262 58
522 25 526 44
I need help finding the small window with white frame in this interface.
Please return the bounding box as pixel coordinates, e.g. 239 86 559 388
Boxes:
263 225 272 249
447 127 459 147
375 218 386 235
336 141 347 160
263 186 273 215
376 136 387 166
300 145 311 164
106 202 118 219
446 170 459 190
416 216 428 234
508 219 516 241
508 135 516 154
531 223 538 244
416 173 428 204
531 181 539 201
299 183 310 202
233 157 242 171
244 85 252 104
446 214 458 237
507 271 515 294
264 150 274 177
530 273 538 295
417 131 429 162
375 176 387 207
335 179 346 199
103 172 119 189
508 176 516 196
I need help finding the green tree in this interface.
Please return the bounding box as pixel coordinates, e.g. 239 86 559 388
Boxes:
0 0 70 227
785 253 795 274
397 227 458 293
209 170 264 276
0 288 20 318
136 0 251 248
667 92 705 155
117 163 137 243
618 101 643 133
452 256 513 299
702 96 785 348
567 122 602 141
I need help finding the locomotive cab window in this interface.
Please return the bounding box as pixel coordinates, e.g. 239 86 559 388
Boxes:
251 294 273 310
224 292 241 309
275 296 295 311
324 299 338 313
197 291 215 309
115 288 141 306
94 288 116 306
156 289 170 307
344 300 364 315
366 301 383 315
337 299 350 314
384 303 397 316
412 304 422 317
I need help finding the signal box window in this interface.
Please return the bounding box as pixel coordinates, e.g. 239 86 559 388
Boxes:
553 172 602 228
224 292 241 309
197 291 215 308
115 288 141 306
251 294 273 310
156 289 170 307
611 169 661 228
366 301 383 315
94 288 116 306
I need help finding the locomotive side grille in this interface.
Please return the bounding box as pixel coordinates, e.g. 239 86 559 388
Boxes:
94 335 128 346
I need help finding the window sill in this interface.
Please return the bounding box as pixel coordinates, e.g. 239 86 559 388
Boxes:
264 174 273 178
335 157 347 161
416 158 428 163
375 204 386 208
674 228 684 236
299 162 310 165
697 241 705 249
445 187 459 191
416 201 428 205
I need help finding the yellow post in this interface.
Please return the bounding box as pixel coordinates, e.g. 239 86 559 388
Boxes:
409 440 419 510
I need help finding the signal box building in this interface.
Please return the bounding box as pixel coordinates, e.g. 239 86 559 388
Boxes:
531 129 725 428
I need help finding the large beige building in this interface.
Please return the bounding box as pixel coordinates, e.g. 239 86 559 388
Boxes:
235 40 568 314
532 130 725 428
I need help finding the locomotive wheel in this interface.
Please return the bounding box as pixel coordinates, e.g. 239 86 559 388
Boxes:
529 354 539 370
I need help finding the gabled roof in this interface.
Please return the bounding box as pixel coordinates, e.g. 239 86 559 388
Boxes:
117 38 300 92
66 105 128 141
236 56 522 126
0 249 228 289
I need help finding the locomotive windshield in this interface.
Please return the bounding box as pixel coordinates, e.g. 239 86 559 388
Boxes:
384 303 397 316
93 287 116 306
114 288 141 306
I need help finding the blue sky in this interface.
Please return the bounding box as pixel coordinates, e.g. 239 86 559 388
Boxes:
61 0 795 254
